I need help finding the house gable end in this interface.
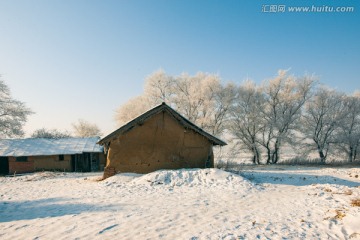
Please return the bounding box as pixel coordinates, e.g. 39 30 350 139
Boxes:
99 103 226 146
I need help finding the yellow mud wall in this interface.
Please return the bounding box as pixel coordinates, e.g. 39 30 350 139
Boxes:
106 111 213 174
8 156 34 174
34 155 72 171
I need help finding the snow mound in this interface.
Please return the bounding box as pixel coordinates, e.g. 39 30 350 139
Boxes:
102 172 143 186
131 168 254 188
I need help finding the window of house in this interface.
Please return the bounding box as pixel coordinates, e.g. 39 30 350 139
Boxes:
16 156 28 162
59 155 64 161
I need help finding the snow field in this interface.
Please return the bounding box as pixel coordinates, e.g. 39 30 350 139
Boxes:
0 167 359 239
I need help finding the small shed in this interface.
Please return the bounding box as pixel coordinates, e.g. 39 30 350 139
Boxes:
0 137 105 175
98 102 226 178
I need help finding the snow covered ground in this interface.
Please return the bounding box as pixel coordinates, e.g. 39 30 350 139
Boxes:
1 166 359 239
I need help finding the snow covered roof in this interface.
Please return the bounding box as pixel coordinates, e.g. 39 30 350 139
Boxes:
0 137 103 157
98 102 227 146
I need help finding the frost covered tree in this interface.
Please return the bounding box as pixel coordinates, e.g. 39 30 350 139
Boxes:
301 87 347 162
211 83 237 136
31 128 72 139
259 70 316 164
336 93 360 162
143 69 174 105
0 78 33 138
72 119 102 137
172 72 219 125
171 72 234 136
115 71 234 137
115 70 173 127
228 81 265 164
115 95 152 126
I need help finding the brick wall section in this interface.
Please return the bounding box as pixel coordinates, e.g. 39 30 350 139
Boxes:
8 157 34 174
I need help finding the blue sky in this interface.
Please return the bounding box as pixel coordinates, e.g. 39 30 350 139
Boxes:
0 0 359 136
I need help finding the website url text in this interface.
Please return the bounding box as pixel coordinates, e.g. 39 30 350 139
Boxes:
261 5 355 13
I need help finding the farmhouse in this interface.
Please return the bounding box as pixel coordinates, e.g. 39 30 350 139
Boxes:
98 102 226 178
0 137 105 175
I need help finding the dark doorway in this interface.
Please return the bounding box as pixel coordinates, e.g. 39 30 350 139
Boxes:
0 157 9 175
71 155 76 172
90 153 99 172
70 153 99 172
78 153 90 172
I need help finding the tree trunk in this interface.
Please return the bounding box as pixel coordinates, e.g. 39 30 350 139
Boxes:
348 146 353 163
318 150 326 163
354 149 357 162
252 155 257 164
271 139 281 164
271 148 278 164
316 142 326 163
255 147 261 164
251 146 261 165
266 146 272 164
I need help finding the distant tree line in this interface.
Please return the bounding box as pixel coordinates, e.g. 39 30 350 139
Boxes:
115 69 360 164
31 119 102 138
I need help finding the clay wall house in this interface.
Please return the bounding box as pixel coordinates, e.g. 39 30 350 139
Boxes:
98 103 226 178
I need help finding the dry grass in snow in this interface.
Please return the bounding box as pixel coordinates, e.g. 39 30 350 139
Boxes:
351 198 360 207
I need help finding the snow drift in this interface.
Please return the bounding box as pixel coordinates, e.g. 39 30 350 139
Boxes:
105 168 255 189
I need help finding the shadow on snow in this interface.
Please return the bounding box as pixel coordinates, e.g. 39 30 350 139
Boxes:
237 171 360 187
0 197 118 222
